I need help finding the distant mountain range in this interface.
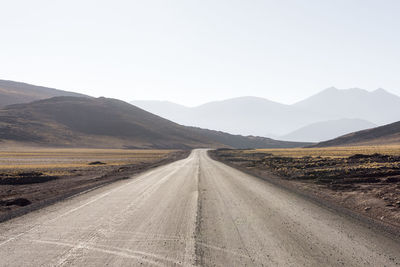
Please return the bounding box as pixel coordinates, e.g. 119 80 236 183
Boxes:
1 79 399 146
132 97 327 137
0 96 308 149
293 87 400 125
132 87 400 142
0 79 88 107
281 119 377 142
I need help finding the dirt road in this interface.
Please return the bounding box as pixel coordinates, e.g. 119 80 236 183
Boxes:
0 150 399 266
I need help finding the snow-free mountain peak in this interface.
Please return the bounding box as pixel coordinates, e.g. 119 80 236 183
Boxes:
294 87 400 125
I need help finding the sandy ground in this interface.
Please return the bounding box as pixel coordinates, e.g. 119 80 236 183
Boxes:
0 149 399 266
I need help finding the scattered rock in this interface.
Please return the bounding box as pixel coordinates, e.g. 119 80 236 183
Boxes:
118 167 129 172
0 172 57 185
0 198 31 207
386 177 400 183
364 207 371 211
349 154 372 160
18 171 44 177
88 161 106 165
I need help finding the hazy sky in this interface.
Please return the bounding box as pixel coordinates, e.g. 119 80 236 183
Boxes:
1 0 399 106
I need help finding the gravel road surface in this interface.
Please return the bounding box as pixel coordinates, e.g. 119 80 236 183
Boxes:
0 149 399 266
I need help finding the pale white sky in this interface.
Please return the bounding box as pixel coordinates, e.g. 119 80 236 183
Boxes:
0 0 399 106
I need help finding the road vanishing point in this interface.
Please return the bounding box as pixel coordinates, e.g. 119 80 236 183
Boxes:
0 150 399 266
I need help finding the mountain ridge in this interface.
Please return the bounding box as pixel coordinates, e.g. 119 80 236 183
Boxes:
311 120 400 147
280 119 377 142
0 79 90 108
132 96 328 137
293 87 400 125
0 96 308 149
133 87 400 142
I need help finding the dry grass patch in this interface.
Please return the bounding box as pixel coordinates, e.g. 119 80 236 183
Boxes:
216 146 400 182
0 148 176 171
248 145 400 158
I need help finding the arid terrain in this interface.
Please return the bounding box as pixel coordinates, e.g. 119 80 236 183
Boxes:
0 82 399 266
0 147 189 220
210 146 400 229
1 150 399 266
2 1 400 265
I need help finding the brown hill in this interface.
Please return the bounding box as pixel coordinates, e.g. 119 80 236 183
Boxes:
0 79 88 108
0 97 308 149
311 121 400 147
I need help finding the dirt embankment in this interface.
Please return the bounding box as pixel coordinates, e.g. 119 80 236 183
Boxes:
0 150 190 222
210 149 400 230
